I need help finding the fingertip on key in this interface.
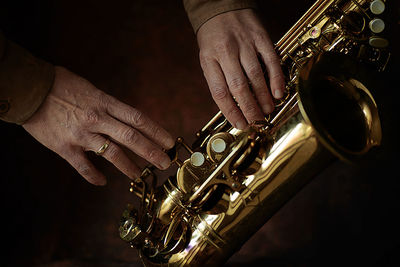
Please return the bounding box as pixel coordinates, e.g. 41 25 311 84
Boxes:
166 138 175 149
160 158 171 170
262 103 274 114
130 170 142 180
236 120 247 130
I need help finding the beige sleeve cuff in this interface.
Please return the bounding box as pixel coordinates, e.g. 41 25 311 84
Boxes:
0 32 55 125
183 0 258 33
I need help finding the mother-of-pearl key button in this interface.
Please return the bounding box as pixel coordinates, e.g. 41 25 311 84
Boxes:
211 138 227 153
369 18 385 33
370 0 385 15
190 152 205 167
369 36 389 48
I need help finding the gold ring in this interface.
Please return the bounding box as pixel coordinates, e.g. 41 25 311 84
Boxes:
96 139 110 155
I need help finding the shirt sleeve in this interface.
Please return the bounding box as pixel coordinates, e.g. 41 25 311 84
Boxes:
183 0 258 33
0 31 54 125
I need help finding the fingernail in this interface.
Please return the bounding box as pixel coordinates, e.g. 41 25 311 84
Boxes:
262 103 274 114
236 120 247 130
274 90 283 99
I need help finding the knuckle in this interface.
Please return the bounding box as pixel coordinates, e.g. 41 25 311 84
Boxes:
243 104 261 119
254 32 268 43
71 128 86 141
214 40 232 55
264 51 280 64
270 55 282 66
211 86 228 101
247 65 263 81
270 71 285 81
77 164 91 177
129 109 145 127
84 109 100 125
106 144 121 162
199 51 214 67
226 108 242 122
146 149 161 163
229 77 247 94
122 128 139 145
99 92 111 109
150 125 161 140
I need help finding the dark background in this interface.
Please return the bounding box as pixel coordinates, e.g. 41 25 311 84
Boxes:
0 0 399 266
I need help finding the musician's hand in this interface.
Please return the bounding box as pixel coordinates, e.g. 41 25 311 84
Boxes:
23 66 174 185
197 9 285 129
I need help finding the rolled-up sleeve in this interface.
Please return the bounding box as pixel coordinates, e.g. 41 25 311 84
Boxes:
0 31 54 125
183 0 258 33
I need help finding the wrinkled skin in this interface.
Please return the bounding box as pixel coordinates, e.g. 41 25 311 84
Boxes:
23 66 175 185
22 9 284 186
197 9 286 129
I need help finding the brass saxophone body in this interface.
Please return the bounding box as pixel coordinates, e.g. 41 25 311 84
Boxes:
119 0 390 266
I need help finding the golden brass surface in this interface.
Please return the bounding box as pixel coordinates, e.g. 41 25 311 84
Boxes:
119 0 390 266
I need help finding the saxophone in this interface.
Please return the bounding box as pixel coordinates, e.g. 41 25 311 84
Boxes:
119 0 390 266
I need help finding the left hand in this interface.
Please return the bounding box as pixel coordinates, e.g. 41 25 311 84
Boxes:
22 66 175 186
196 9 286 129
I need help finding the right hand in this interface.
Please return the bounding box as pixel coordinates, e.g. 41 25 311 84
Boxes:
197 9 285 129
23 66 175 186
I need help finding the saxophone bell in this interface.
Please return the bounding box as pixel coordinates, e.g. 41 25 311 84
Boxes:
298 52 382 161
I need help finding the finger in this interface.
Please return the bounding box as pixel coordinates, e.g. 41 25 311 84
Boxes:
256 35 286 99
92 116 171 170
219 55 265 124
63 147 106 186
200 56 247 129
86 134 141 179
240 48 275 114
104 96 174 149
